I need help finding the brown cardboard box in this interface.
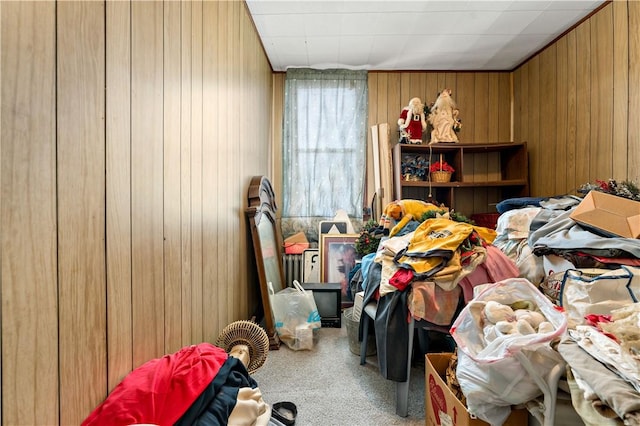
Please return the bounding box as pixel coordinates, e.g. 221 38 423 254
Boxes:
283 231 310 254
569 191 640 239
425 353 528 426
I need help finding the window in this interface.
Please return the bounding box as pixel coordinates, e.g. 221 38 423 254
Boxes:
282 69 368 240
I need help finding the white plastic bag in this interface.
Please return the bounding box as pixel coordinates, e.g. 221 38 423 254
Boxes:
451 278 567 425
269 280 321 350
560 266 640 328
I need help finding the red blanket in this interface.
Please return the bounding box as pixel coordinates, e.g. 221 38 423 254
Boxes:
83 343 227 426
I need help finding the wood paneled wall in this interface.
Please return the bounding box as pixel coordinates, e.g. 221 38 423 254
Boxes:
367 72 512 215
1 1 273 424
514 0 640 197
3 0 640 423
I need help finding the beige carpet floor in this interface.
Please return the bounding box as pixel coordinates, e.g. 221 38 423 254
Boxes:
251 323 426 426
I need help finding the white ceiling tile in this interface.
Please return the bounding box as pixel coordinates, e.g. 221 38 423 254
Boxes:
505 1 552 12
262 36 309 56
545 1 605 11
522 9 593 34
486 11 543 35
247 0 607 71
253 14 308 37
304 14 343 36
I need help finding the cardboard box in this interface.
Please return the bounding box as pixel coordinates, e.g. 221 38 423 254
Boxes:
283 231 310 254
425 353 527 426
569 191 640 239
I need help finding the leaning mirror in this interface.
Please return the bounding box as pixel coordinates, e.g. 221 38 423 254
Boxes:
246 176 284 349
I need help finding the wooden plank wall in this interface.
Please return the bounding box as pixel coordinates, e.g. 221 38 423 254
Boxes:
367 72 512 215
0 1 273 424
514 0 640 197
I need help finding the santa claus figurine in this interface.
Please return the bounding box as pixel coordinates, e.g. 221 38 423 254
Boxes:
398 97 427 144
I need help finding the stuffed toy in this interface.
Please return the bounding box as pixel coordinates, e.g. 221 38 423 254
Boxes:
398 97 427 144
468 299 553 343
379 199 440 237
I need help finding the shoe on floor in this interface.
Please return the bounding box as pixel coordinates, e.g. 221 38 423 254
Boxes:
271 401 297 426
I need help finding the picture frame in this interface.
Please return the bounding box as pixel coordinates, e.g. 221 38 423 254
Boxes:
318 220 348 235
302 248 320 283
320 234 359 306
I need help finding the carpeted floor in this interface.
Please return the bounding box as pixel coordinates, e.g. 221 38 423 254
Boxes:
251 322 426 426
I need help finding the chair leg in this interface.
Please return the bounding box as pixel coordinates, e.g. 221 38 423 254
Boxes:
396 316 415 417
360 315 369 365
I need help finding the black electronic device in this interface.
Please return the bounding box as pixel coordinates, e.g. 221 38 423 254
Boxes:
301 282 342 328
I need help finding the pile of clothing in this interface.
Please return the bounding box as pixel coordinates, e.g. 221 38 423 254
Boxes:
82 343 271 426
358 203 519 382
493 193 640 425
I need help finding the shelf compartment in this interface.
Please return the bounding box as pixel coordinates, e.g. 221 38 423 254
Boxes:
393 141 529 215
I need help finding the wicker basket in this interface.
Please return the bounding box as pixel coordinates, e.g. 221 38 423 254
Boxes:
431 171 452 183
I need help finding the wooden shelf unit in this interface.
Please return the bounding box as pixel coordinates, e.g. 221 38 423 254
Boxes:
393 142 529 216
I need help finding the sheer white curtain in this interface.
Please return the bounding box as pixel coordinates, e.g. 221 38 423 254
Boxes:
281 68 368 242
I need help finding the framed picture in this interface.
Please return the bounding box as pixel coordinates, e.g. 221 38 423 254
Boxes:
318 221 348 248
302 248 320 283
320 234 359 304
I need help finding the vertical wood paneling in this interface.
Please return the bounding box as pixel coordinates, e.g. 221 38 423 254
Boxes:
519 66 529 144
555 38 568 195
377 73 389 127
202 0 220 341
425 73 438 105
456 73 475 143
5 1 640 422
474 73 489 146
386 73 401 134
368 70 511 213
399 73 411 115
613 0 629 181
629 0 640 181
57 2 106 423
575 21 591 187
1 2 58 424
437 73 447 93
473 73 489 210
180 0 193 348
498 74 510 141
590 6 614 181
131 0 165 366
486 75 502 183
514 0 638 197
512 69 522 143
538 47 556 195
1 9 2 421
216 0 230 331
487 74 500 143
106 0 133 389
367 72 378 126
527 57 540 195
163 0 183 355
565 31 578 193
190 0 204 344
2 1 274 422
241 1 273 315
272 73 285 206
411 72 426 100
230 0 241 319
